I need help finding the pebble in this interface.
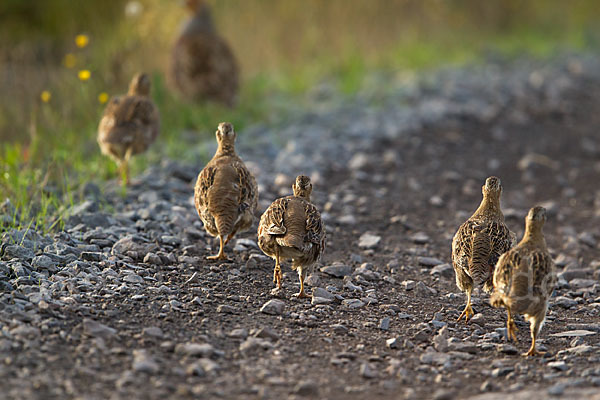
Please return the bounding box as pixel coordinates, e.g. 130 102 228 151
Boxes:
547 383 566 396
342 299 365 308
320 262 353 278
548 361 568 371
550 330 596 337
83 319 117 339
379 317 390 331
312 287 334 300
217 304 236 314
430 263 453 278
411 232 430 244
497 344 519 355
124 274 144 284
402 280 416 290
360 363 377 379
417 257 444 266
175 343 215 358
358 233 381 249
132 350 159 374
386 337 400 349
293 380 319 396
228 328 248 339
260 299 285 315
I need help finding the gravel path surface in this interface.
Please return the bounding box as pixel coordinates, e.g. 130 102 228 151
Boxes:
2 54 600 399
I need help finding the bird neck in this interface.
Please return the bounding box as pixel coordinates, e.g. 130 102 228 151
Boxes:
183 5 215 35
521 221 546 247
294 191 311 202
474 194 502 219
216 142 236 157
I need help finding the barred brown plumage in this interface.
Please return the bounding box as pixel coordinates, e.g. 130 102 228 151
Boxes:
194 122 258 261
490 206 557 356
168 0 239 107
452 176 516 322
97 73 160 185
257 175 326 298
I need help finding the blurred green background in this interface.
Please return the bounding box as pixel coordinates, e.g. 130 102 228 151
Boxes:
1 0 599 231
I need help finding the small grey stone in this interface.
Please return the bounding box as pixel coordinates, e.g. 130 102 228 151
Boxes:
419 352 450 365
402 280 416 290
252 327 279 341
548 361 568 371
358 233 381 249
132 350 159 374
124 274 144 284
83 319 117 339
433 326 448 352
80 252 102 262
360 363 377 379
175 343 215 357
418 256 444 266
491 367 514 378
411 232 430 244
379 317 390 331
320 262 353 278
2 245 35 261
415 281 434 296
31 255 58 272
497 343 519 355
187 359 220 377
547 383 566 396
239 337 273 354
142 326 164 339
569 278 596 289
553 296 577 308
430 263 453 278
432 389 455 400
293 380 319 396
143 253 163 265
217 304 236 314
260 299 285 315
311 296 333 305
312 287 334 300
228 328 248 339
550 330 596 337
342 299 365 308
386 337 400 349
332 324 349 334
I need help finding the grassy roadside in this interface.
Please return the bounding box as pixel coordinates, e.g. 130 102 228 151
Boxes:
1 0 598 234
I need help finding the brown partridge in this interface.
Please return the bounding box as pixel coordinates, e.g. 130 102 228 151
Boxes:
97 73 159 184
168 0 239 107
491 206 556 356
258 175 326 298
194 122 258 261
452 176 516 322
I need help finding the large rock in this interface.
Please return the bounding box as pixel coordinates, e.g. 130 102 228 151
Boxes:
260 299 285 315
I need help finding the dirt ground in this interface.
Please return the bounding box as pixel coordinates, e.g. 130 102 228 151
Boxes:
3 72 600 400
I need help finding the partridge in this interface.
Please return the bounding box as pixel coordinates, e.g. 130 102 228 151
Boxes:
97 73 159 184
168 0 239 107
452 176 516 322
258 175 326 298
194 122 258 260
491 206 556 356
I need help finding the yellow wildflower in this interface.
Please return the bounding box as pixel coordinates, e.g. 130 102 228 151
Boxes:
75 34 89 48
63 53 76 68
78 70 91 81
40 91 51 103
98 92 109 104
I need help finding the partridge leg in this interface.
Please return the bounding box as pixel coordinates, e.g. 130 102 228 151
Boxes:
224 227 239 246
524 316 545 356
120 147 133 186
273 249 282 289
457 288 474 323
506 306 519 343
293 267 309 298
207 235 229 261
